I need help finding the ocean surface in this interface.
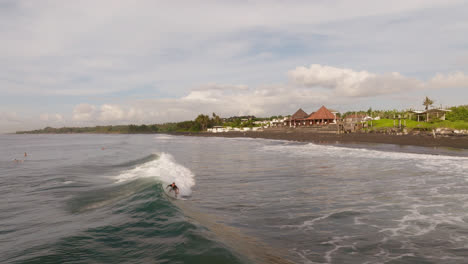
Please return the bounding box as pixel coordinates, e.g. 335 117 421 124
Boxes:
1 134 468 264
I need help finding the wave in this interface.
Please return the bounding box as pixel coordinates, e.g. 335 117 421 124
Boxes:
32 181 245 264
261 142 468 175
112 153 159 168
154 134 176 140
114 153 195 197
67 178 157 213
262 142 468 161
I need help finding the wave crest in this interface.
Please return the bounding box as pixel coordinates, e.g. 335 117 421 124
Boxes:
114 153 195 196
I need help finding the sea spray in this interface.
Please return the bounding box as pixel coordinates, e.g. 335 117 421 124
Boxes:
114 153 195 196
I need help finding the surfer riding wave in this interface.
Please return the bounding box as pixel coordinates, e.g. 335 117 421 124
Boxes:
166 182 180 198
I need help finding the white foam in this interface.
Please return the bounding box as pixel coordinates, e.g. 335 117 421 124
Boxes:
263 142 468 161
114 153 195 196
154 134 176 140
322 236 356 263
378 203 466 238
261 143 468 175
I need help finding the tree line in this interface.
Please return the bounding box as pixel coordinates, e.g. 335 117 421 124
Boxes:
16 113 224 134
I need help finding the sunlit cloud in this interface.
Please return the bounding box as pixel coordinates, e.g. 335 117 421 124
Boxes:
289 64 468 97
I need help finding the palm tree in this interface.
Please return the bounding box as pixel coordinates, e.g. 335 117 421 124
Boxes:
423 96 434 110
195 114 210 131
212 112 222 126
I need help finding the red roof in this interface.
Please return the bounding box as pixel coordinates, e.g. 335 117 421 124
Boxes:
291 108 309 120
307 106 336 120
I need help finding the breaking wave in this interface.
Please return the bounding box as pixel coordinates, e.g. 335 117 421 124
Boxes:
114 153 195 196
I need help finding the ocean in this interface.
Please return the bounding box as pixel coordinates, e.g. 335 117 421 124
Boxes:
1 134 468 264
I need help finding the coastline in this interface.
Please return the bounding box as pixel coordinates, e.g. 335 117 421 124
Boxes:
173 130 468 150
9 130 468 151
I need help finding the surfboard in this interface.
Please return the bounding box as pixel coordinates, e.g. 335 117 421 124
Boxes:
165 190 177 199
164 189 187 200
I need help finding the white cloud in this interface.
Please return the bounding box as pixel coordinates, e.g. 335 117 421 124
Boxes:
126 107 145 122
288 64 377 95
69 104 147 124
428 71 468 89
72 103 96 121
288 64 467 97
99 104 125 122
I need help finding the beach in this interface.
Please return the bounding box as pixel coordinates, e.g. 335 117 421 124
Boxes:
181 129 468 150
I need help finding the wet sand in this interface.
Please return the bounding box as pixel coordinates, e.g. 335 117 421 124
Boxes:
174 129 468 150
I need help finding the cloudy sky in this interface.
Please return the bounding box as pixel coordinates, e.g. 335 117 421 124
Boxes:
1 0 468 133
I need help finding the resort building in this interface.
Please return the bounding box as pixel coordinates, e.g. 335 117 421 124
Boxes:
285 106 338 127
306 106 337 125
286 108 309 127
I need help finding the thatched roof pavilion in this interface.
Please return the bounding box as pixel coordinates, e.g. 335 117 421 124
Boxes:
287 108 309 127
291 108 308 119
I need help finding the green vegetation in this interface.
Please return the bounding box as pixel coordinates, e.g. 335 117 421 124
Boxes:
17 113 224 134
362 103 468 131
17 124 160 134
446 105 468 122
369 119 468 130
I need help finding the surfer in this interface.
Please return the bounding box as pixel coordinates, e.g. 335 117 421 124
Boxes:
166 182 179 198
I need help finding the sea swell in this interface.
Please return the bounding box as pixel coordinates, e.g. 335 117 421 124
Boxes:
16 183 244 264
7 153 244 264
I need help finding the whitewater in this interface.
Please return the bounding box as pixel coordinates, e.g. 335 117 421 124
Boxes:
1 133 468 264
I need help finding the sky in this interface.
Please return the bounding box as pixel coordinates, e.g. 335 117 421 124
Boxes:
1 0 468 133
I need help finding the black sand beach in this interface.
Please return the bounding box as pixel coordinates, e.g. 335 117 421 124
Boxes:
178 129 468 150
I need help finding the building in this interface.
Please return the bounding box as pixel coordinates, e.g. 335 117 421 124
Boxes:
306 106 337 125
410 109 451 122
286 108 309 127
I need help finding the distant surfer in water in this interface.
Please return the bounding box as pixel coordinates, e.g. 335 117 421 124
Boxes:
166 182 179 198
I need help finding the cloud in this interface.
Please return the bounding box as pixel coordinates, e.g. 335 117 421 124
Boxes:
192 84 249 92
288 64 467 97
39 113 63 122
1 0 465 98
5 63 468 133
0 111 20 123
1 1 468 133
182 84 250 103
72 103 96 121
427 71 468 89
99 104 125 122
6 63 467 132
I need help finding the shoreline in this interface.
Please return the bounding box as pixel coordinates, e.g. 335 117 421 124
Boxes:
173 130 468 150
8 130 468 151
